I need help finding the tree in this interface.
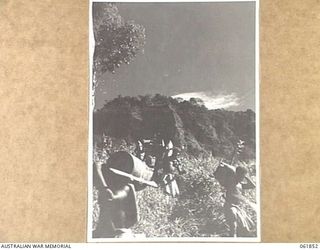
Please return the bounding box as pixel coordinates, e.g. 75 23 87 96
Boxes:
92 3 146 106
189 97 205 107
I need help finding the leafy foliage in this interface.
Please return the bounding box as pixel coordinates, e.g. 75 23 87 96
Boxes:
93 94 256 162
93 3 146 81
92 138 257 237
133 156 256 237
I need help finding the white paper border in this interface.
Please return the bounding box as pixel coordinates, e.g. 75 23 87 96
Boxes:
87 0 260 243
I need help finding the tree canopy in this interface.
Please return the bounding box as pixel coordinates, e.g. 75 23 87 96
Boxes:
93 3 146 84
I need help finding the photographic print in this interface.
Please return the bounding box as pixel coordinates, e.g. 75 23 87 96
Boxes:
88 0 260 241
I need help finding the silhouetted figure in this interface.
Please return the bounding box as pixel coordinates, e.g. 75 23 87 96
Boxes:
94 152 155 238
93 162 138 238
134 140 145 161
214 162 256 237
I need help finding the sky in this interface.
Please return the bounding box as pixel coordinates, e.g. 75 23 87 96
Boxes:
94 2 256 111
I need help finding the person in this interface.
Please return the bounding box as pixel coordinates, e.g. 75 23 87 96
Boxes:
155 140 182 197
223 165 256 237
170 147 186 175
152 134 166 162
93 150 155 238
136 135 183 197
93 161 138 238
143 134 165 182
134 140 145 161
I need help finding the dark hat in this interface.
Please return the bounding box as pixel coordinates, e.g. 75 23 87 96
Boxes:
236 166 248 177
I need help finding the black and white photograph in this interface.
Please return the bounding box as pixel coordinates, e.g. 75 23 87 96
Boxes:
88 0 260 241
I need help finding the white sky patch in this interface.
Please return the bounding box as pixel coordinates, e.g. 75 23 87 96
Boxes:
172 92 240 110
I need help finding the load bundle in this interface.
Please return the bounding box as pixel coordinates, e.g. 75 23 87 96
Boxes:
213 161 236 188
102 151 158 188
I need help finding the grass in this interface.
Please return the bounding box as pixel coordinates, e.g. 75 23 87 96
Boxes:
92 138 257 238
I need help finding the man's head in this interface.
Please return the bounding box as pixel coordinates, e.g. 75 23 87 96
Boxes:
235 166 248 182
145 155 156 167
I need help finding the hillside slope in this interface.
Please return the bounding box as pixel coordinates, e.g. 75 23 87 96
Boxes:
93 94 255 161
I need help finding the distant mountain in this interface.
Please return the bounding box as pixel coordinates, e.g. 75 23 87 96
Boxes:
93 94 255 161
